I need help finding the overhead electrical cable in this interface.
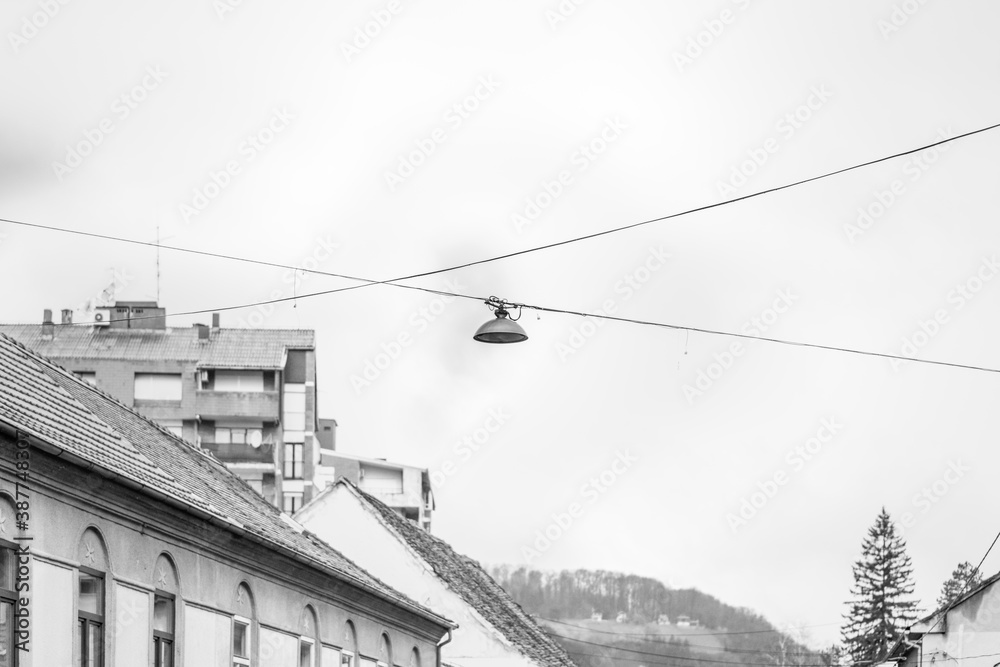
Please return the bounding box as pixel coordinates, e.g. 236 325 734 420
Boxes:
538 619 833 655
540 618 843 638
921 527 1000 636
3 123 1000 374
2 120 998 305
553 632 1000 667
561 649 1000 667
548 632 835 667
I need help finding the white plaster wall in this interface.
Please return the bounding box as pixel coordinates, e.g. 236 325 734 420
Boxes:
299 489 540 667
922 580 1000 667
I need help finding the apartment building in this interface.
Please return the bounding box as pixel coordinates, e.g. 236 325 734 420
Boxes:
0 302 329 512
0 330 454 667
320 447 434 532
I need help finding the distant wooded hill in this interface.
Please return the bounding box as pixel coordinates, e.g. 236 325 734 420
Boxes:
489 566 835 667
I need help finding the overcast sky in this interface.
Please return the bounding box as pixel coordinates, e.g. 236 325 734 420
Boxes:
3 0 1000 649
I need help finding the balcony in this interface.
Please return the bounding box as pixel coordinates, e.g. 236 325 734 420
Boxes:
201 440 274 465
194 390 279 419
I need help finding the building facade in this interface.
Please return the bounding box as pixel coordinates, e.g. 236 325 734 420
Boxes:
883 573 1000 667
322 452 433 532
0 332 454 667
0 303 329 512
295 481 577 667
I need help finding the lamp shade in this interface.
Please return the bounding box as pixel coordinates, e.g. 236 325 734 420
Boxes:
473 311 528 344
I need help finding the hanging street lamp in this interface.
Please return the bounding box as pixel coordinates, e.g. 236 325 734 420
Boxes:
473 297 528 344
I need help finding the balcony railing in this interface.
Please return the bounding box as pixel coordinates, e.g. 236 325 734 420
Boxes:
194 390 280 419
201 440 274 464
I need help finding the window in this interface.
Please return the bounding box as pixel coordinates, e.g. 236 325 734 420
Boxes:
283 385 306 433
214 371 264 393
377 633 392 667
299 638 314 667
283 443 303 479
0 543 17 667
161 421 184 437
232 616 250 667
134 374 182 401
78 570 104 667
360 465 403 494
341 621 357 667
74 371 97 386
282 492 303 514
215 427 263 447
153 593 175 667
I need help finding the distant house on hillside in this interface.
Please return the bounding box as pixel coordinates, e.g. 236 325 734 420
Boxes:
591 611 603 621
616 612 628 623
676 615 700 628
657 614 671 625
880 571 1000 667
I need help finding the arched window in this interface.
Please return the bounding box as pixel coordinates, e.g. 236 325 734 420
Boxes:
409 647 421 667
377 634 393 667
341 621 358 667
153 554 179 667
298 605 319 667
77 527 110 667
233 582 255 667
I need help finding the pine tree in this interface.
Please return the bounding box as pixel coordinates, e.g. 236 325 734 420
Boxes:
936 561 983 610
841 508 920 666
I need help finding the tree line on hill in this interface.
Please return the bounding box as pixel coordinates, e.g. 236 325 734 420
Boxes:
491 512 986 667
488 565 833 667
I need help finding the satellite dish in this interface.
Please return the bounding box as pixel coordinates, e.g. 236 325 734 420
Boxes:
248 430 263 448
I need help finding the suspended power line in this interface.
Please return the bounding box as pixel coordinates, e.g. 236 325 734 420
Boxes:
555 631 1000 667
538 619 834 655
3 120 998 309
3 122 1000 375
540 617 842 639
922 528 1000 636
549 632 833 667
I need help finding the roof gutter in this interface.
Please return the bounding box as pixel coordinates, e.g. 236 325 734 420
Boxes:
0 422 454 631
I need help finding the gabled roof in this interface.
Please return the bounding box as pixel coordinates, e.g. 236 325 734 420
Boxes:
333 481 577 667
0 332 451 629
884 568 1000 663
912 568 1000 630
0 324 314 369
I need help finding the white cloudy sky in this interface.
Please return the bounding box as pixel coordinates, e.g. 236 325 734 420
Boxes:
3 0 1000 649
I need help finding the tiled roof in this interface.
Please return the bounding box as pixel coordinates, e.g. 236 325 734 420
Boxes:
341 482 577 667
0 333 450 628
0 325 314 369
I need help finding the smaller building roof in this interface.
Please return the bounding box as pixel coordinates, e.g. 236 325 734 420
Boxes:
0 332 450 629
0 324 314 369
330 481 577 667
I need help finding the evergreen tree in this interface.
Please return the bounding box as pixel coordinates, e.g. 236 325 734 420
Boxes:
936 561 983 610
841 508 920 665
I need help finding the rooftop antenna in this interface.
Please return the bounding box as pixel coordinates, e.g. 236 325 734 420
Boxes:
156 222 161 303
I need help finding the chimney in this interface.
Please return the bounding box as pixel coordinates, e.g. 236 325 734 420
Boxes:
61 309 73 325
211 312 220 329
42 309 54 340
195 323 209 340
